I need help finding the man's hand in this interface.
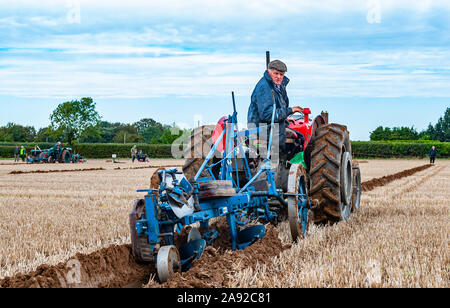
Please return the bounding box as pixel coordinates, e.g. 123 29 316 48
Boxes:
292 106 303 113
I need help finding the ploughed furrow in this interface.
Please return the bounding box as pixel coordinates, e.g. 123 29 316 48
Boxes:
9 168 106 175
361 164 433 192
0 245 152 288
8 165 183 175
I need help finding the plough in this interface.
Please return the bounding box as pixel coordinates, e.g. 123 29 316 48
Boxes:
130 92 314 282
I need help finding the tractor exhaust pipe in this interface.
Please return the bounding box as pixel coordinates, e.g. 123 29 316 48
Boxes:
266 51 270 70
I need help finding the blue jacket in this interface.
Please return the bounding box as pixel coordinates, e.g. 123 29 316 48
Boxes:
430 149 437 157
248 71 292 148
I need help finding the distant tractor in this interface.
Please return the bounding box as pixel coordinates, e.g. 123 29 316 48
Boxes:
27 145 84 164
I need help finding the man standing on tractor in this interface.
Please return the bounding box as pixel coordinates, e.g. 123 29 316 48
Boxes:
247 59 303 159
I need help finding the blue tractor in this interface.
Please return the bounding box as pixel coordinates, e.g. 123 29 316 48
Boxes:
27 145 83 164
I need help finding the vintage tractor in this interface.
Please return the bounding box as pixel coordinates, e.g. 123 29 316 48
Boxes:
129 53 362 283
27 145 83 164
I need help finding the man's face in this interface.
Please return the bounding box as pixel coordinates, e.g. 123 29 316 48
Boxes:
268 69 285 86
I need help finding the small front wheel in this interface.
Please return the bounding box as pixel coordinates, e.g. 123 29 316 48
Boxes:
287 164 310 242
351 162 362 212
157 245 181 283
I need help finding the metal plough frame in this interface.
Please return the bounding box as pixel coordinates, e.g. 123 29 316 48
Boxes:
132 91 311 281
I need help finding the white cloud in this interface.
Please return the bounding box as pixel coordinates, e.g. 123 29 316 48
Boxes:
3 0 450 24
0 0 449 101
0 48 449 99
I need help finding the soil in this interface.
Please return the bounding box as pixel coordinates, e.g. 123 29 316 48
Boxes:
9 168 105 175
151 224 289 288
8 165 183 175
361 164 432 192
115 165 183 171
0 244 152 288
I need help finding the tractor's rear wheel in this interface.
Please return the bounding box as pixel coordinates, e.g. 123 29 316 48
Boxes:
183 125 221 182
60 149 71 163
309 123 353 223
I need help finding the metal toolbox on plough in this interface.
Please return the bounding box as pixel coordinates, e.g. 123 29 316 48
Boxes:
129 92 315 283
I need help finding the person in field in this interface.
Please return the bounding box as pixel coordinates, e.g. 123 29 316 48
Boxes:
429 146 437 164
131 145 137 163
14 145 20 162
19 146 26 162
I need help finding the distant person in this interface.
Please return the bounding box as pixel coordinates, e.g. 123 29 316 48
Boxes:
19 146 26 162
14 145 20 162
131 145 137 163
138 150 148 162
429 146 437 164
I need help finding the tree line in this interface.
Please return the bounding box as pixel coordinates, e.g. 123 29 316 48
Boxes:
370 108 449 142
0 97 190 145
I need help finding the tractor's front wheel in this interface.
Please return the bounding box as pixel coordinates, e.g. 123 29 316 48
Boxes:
351 162 362 212
287 163 310 241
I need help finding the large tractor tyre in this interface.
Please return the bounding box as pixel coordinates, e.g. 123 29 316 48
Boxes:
60 149 71 164
309 123 353 224
183 125 221 182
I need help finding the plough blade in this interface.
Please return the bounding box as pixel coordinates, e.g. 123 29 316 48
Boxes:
179 239 207 271
237 225 266 249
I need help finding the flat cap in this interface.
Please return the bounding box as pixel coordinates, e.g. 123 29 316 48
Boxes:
268 60 287 72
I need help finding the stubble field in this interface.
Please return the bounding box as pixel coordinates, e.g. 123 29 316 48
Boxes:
0 158 448 287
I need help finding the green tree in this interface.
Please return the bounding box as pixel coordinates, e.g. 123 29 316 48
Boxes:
155 123 188 144
35 127 57 143
133 118 165 143
113 124 142 143
423 107 450 142
78 125 101 143
371 126 419 141
97 121 121 143
0 126 13 142
49 97 101 145
1 123 36 142
370 126 390 141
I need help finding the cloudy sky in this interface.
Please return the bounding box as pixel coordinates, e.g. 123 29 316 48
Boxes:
0 0 449 140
